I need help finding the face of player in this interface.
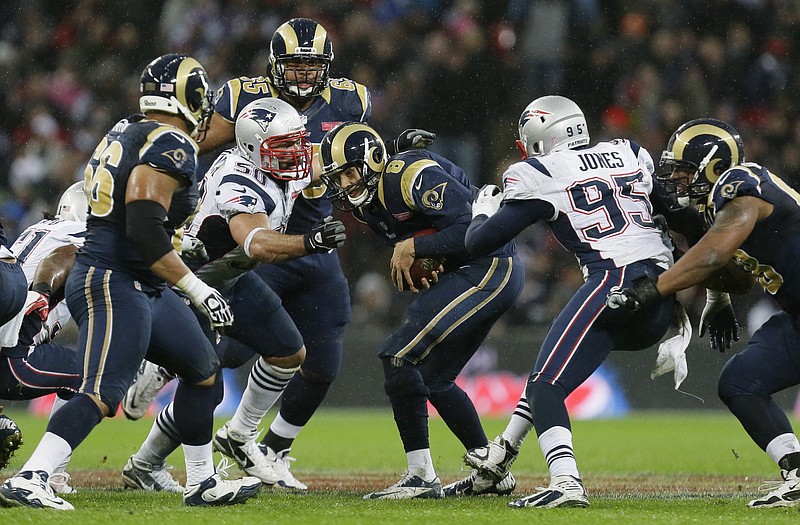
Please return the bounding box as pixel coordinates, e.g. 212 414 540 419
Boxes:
284 60 325 92
666 165 696 198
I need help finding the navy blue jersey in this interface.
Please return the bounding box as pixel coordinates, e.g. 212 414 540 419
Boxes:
78 115 199 289
356 150 516 271
707 163 800 312
214 75 371 233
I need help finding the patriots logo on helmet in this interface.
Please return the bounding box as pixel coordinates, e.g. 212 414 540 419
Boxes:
239 107 277 133
521 108 553 125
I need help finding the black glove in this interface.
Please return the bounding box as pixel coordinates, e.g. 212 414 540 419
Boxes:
699 290 740 351
304 216 346 253
386 129 436 156
606 275 662 311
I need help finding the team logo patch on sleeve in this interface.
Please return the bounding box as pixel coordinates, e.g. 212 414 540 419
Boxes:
422 182 447 210
226 195 258 211
719 180 744 200
162 148 189 169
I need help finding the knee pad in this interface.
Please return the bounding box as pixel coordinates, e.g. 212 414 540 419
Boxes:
382 360 429 400
718 353 757 402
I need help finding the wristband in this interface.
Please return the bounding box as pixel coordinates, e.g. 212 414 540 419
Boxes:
175 272 207 302
243 227 268 258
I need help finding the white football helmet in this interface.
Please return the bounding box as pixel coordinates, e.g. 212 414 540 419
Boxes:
235 98 312 180
55 181 88 222
516 95 590 158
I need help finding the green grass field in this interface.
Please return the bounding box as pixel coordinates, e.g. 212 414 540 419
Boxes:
2 408 799 524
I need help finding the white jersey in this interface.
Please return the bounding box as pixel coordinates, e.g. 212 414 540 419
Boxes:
186 148 310 290
502 139 672 279
9 218 85 342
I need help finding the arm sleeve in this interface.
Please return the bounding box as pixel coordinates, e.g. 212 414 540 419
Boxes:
414 222 469 258
126 200 174 267
466 199 555 257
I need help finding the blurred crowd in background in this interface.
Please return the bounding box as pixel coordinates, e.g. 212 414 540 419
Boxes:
0 0 793 333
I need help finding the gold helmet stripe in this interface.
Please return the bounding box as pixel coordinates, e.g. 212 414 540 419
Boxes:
175 57 206 121
326 123 384 172
312 24 328 54
277 23 299 54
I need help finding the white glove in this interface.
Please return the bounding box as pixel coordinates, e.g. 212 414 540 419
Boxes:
180 234 208 263
175 273 233 331
472 184 503 219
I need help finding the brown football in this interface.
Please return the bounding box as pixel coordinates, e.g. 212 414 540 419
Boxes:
408 228 444 290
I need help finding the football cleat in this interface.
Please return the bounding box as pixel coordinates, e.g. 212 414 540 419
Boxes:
0 414 22 470
364 472 443 500
183 472 261 507
213 422 279 484
748 468 800 508
122 455 185 493
0 470 74 510
508 475 589 509
463 435 519 483
122 360 174 420
258 444 308 490
443 469 516 497
49 472 77 495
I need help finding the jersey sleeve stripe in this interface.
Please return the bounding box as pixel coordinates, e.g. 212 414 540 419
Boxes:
400 159 440 209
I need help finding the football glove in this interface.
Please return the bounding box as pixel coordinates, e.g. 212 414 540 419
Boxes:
24 289 50 321
471 184 503 219
699 289 739 351
0 413 22 470
304 216 346 253
606 275 662 311
386 129 436 156
180 234 209 263
175 273 234 331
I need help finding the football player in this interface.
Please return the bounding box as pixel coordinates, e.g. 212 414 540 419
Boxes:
0 208 33 474
610 118 800 509
319 122 523 499
0 54 261 510
122 97 346 491
462 95 677 508
166 17 431 489
0 182 88 491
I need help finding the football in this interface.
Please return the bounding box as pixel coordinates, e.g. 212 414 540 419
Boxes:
408 228 444 290
702 259 755 295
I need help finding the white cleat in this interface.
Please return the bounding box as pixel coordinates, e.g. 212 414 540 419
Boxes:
508 475 589 509
364 472 443 500
48 472 77 495
443 469 516 497
463 435 519 483
0 471 74 510
122 455 184 493
213 422 278 484
259 444 308 490
183 472 261 507
748 468 800 508
122 360 174 420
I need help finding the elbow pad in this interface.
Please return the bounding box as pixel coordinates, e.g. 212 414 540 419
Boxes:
126 199 174 267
